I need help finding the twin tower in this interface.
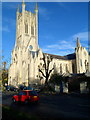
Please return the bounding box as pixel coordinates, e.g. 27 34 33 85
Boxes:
16 0 39 52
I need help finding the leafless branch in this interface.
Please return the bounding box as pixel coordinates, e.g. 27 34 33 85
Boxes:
39 69 46 78
49 67 54 75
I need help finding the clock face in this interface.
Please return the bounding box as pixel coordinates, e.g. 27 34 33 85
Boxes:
29 45 33 51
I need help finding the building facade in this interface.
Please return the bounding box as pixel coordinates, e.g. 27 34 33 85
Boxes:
8 1 89 86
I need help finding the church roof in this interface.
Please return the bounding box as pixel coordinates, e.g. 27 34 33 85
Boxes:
64 53 76 60
44 53 76 60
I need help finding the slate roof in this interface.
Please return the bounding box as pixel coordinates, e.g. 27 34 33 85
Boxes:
64 53 76 60
44 53 76 60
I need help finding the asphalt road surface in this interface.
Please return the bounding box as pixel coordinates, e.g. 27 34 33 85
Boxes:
2 91 90 120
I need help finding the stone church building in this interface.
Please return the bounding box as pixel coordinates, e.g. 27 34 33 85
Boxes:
8 1 89 86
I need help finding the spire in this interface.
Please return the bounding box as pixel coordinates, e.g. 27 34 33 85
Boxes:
35 2 38 12
22 0 25 12
36 3 38 10
17 5 20 12
76 37 81 48
22 0 25 5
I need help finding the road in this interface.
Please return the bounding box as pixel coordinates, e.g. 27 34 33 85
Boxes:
2 91 90 120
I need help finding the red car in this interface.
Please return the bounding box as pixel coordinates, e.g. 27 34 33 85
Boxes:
12 90 39 104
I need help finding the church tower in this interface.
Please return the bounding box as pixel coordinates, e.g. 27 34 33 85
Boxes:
75 37 89 73
8 1 40 86
15 0 39 51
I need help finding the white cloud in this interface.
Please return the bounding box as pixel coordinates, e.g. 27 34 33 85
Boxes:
42 48 50 52
42 31 88 56
47 44 60 48
72 32 88 41
42 40 75 56
60 40 68 44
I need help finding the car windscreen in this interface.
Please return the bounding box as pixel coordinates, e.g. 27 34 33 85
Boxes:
29 91 37 96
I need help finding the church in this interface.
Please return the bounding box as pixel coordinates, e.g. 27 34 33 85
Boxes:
8 1 89 86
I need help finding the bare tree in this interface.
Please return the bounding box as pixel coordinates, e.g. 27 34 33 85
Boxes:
38 53 54 86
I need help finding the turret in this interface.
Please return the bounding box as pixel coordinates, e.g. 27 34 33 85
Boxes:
22 0 25 13
76 37 81 48
16 5 20 19
34 3 39 50
35 3 38 13
15 5 20 47
22 0 25 44
17 5 20 13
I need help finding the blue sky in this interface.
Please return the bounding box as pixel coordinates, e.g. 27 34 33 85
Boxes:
2 2 88 68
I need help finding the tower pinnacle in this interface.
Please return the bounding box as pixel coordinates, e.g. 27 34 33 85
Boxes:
22 0 25 12
17 5 20 12
22 0 25 4
35 3 38 12
76 37 81 48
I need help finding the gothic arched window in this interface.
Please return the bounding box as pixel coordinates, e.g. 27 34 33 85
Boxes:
60 64 62 74
85 60 88 72
72 63 75 73
31 25 34 35
85 60 87 66
80 59 82 67
66 64 68 73
25 23 28 33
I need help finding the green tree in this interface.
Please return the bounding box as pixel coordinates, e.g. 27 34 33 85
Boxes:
2 62 8 86
2 69 8 86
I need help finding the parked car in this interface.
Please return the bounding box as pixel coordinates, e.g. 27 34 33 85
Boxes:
23 86 33 90
18 84 25 90
12 90 39 104
6 85 18 92
18 85 33 91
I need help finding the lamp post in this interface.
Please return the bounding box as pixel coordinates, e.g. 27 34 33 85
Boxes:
28 64 30 86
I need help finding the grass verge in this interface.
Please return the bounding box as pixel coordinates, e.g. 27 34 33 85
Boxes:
2 105 39 120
